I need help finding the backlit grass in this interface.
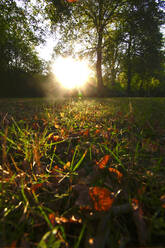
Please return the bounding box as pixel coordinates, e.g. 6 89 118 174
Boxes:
0 97 165 248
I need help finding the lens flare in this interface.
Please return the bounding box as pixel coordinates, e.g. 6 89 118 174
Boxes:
52 57 91 89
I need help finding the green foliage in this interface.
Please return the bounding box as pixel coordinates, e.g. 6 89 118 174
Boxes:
119 0 165 95
43 0 165 96
0 0 44 73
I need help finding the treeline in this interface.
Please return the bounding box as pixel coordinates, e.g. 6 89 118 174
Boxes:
46 0 165 97
0 0 46 97
0 0 165 97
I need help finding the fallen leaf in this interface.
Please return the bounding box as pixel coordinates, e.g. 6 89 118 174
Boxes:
64 161 71 170
89 187 114 211
10 241 17 248
81 129 89 137
54 123 60 129
109 167 123 180
160 195 165 208
31 183 43 192
97 155 110 169
95 129 100 134
49 213 56 226
48 133 60 142
131 198 139 211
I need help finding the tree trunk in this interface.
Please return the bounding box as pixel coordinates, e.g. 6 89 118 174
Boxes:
127 35 132 96
110 68 116 86
127 62 131 96
96 33 104 95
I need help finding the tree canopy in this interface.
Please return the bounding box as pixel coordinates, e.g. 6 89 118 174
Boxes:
44 0 165 96
0 0 164 97
0 0 44 73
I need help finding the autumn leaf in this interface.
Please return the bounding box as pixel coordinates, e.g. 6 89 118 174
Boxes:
54 123 60 129
109 167 123 180
89 187 114 211
31 183 43 192
131 198 144 218
9 241 17 248
67 0 77 2
80 129 89 137
64 161 71 170
160 195 165 208
96 155 110 169
47 133 60 142
49 213 56 226
95 129 100 134
52 165 64 172
131 198 139 211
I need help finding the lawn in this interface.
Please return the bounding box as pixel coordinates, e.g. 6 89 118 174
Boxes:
0 97 165 248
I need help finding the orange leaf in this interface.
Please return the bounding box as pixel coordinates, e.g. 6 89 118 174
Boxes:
52 135 60 142
10 241 17 248
97 155 110 169
49 213 56 226
52 165 63 172
131 198 139 211
95 129 100 134
109 167 123 180
64 161 71 170
132 198 144 216
89 187 114 211
48 133 60 142
55 123 60 129
160 195 165 208
67 0 77 2
81 129 89 137
31 183 43 192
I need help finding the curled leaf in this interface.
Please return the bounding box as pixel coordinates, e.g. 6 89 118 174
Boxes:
97 155 110 169
109 167 123 180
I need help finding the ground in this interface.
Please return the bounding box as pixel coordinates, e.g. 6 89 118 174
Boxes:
0 97 165 248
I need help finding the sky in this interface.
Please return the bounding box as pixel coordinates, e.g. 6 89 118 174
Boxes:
36 37 56 61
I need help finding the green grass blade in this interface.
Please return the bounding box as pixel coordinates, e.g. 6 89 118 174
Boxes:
73 150 87 172
74 221 86 248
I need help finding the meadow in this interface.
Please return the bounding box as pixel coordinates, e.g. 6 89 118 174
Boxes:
0 97 165 248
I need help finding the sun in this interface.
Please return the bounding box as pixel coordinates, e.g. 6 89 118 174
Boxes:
52 57 92 89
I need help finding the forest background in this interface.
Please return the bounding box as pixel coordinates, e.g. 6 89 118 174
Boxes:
0 0 165 97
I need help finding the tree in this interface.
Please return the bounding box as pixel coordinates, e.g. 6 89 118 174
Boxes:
45 0 126 95
119 0 165 95
0 0 44 74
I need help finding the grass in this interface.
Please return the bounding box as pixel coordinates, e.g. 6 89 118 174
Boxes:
0 97 165 248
